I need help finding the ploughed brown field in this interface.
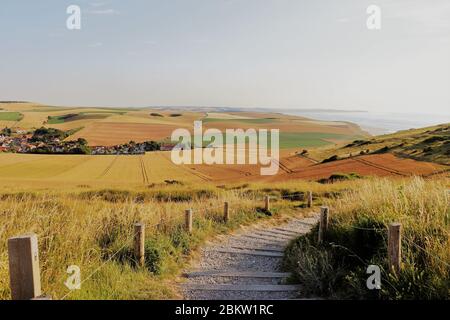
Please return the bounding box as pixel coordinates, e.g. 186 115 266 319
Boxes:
69 122 181 146
186 153 448 183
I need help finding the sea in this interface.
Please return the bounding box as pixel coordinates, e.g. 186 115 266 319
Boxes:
282 110 450 135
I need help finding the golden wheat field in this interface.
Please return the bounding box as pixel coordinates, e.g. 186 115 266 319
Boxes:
0 152 207 189
0 151 447 191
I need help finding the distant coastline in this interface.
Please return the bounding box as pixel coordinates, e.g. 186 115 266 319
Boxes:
281 110 450 135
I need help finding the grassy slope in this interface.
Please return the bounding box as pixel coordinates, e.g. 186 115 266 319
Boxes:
284 177 450 299
1 176 448 300
311 123 450 165
1 181 343 300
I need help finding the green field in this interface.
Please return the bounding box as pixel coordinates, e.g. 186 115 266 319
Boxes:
0 112 23 121
47 113 113 124
278 132 364 149
172 132 363 149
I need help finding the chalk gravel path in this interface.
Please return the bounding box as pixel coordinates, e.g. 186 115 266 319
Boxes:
181 214 319 300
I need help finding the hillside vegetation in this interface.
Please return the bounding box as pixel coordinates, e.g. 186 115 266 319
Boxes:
284 177 450 299
1 176 448 300
313 123 450 165
1 180 347 300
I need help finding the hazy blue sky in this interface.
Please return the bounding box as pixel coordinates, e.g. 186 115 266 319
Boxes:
1 0 449 114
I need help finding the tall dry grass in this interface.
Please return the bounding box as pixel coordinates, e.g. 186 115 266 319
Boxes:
0 182 316 300
284 176 450 299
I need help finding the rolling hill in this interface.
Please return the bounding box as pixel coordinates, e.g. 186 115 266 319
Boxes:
0 102 448 189
309 123 450 166
0 102 368 150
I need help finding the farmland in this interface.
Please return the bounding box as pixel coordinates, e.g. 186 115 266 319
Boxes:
0 112 23 121
0 102 367 150
0 102 448 301
0 150 446 192
0 103 448 189
0 152 203 190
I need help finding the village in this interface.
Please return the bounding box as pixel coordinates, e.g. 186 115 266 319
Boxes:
90 140 162 155
0 127 162 155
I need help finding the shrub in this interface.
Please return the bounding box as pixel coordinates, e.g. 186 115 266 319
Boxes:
31 127 69 142
374 146 389 153
322 155 339 163
422 136 448 144
318 173 362 184
1 127 12 136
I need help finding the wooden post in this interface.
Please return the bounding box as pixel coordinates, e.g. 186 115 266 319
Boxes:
388 223 402 273
265 196 270 211
318 206 329 244
134 223 145 267
8 234 42 300
224 202 230 223
157 218 165 233
185 209 193 233
306 191 313 208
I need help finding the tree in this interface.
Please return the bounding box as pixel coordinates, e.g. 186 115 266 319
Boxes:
77 138 88 146
31 127 68 142
1 127 12 136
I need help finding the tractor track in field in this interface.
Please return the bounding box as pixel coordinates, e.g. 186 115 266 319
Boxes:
290 156 407 176
273 159 294 174
139 156 149 185
97 155 119 179
157 152 212 182
297 154 320 164
186 168 213 182
423 167 450 178
351 157 408 176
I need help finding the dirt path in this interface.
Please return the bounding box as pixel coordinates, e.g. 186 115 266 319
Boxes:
181 214 319 300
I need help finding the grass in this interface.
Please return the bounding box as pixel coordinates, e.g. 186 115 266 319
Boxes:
0 174 448 300
0 183 312 300
284 177 450 299
316 123 450 165
0 112 23 121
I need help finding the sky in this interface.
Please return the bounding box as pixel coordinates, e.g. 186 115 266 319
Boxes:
0 0 449 115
